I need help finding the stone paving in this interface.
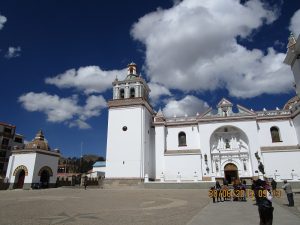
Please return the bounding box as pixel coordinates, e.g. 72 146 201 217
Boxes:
0 187 299 225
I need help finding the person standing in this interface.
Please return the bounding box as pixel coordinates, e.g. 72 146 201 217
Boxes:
216 181 223 202
83 176 88 190
257 179 274 225
282 180 294 207
242 180 247 201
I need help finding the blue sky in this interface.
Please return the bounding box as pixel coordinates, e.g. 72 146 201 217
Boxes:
0 0 299 158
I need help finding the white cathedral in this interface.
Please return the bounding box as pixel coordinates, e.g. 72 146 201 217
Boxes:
105 34 300 184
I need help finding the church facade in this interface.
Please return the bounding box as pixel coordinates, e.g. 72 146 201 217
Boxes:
105 62 300 183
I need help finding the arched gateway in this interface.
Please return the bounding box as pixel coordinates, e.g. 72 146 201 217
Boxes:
224 163 238 184
13 165 28 189
210 126 252 182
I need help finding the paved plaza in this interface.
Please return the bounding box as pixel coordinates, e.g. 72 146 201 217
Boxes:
0 187 299 225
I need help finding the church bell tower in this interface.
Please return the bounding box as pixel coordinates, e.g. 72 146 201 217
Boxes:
105 63 154 180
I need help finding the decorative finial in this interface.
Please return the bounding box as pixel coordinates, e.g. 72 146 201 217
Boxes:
35 129 44 140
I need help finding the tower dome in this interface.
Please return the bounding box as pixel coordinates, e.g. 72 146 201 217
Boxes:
125 62 138 80
25 129 51 151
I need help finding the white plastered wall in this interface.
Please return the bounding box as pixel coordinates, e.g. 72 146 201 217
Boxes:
257 120 298 147
6 153 36 184
166 125 200 150
164 154 202 180
33 153 59 184
106 106 152 178
262 151 300 180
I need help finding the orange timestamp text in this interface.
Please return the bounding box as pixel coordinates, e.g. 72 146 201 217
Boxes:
208 189 282 198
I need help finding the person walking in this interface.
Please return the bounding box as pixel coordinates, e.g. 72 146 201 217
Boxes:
282 180 294 207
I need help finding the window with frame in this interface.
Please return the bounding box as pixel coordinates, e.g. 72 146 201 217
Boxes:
178 132 187 146
4 127 12 134
270 126 281 142
2 138 9 145
14 137 23 143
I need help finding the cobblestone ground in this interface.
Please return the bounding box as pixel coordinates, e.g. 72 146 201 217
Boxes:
273 190 300 218
0 188 210 225
1 188 299 225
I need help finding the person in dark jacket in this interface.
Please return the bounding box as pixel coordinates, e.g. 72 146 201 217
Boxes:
256 179 274 225
271 179 277 191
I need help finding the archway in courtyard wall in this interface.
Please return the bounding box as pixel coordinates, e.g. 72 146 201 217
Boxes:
210 126 252 181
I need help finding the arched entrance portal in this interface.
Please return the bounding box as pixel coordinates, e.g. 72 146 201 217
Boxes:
40 170 50 188
13 165 28 189
224 163 238 184
15 170 25 189
38 166 53 188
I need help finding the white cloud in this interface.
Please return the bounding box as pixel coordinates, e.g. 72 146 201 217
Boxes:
5 46 21 59
162 95 209 117
289 9 300 37
18 92 107 129
69 119 91 129
148 82 172 104
131 0 292 98
45 66 127 94
0 13 7 30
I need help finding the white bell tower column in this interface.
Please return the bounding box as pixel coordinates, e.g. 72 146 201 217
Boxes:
105 63 154 181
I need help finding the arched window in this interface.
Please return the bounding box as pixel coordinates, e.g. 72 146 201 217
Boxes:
270 126 281 142
130 88 135 98
120 89 125 99
178 132 187 146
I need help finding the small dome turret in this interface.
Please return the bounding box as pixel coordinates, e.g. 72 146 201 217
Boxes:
126 62 139 80
25 129 51 151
